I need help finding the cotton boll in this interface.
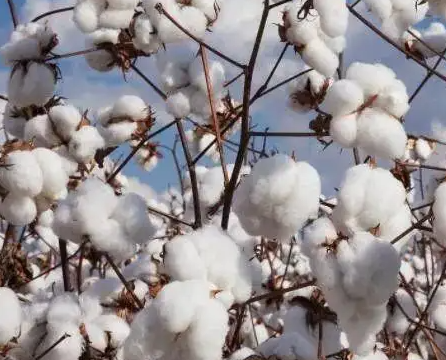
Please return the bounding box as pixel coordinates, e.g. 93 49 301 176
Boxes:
229 347 258 360
0 150 43 197
111 192 156 243
330 113 358 148
0 287 22 344
166 89 192 118
53 145 79 176
313 0 348 37
24 114 61 148
234 154 321 241
133 14 155 47
85 49 115 72
99 9 135 29
379 205 412 253
84 322 107 351
415 138 433 161
188 57 226 94
285 19 319 45
107 0 138 9
356 107 407 160
346 62 395 97
163 235 207 280
363 0 393 20
49 105 83 142
73 0 106 33
53 203 83 243
111 95 149 120
8 62 56 108
32 148 69 199
87 28 120 45
68 126 105 163
98 121 137 146
190 88 213 117
154 280 209 333
387 288 416 335
158 59 190 92
301 38 339 77
322 79 364 116
374 79 410 118
183 299 229 360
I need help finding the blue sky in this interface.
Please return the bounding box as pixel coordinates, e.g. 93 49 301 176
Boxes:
1 0 446 197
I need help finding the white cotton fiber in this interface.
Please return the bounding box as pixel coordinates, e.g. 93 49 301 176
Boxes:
166 89 192 118
322 79 364 116
330 113 358 148
24 114 60 148
234 154 321 241
188 57 226 95
68 126 105 163
346 62 395 97
49 104 83 142
301 38 339 77
99 9 134 29
0 287 22 344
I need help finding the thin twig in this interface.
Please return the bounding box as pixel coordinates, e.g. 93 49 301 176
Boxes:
32 6 74 22
130 64 167 100
391 212 432 245
176 120 202 228
35 334 70 360
221 0 270 230
6 0 19 28
59 239 71 291
147 205 194 227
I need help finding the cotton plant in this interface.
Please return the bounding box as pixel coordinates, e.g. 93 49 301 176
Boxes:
53 178 157 260
280 0 348 77
233 154 321 241
362 0 428 41
124 279 229 360
302 217 401 355
321 62 409 160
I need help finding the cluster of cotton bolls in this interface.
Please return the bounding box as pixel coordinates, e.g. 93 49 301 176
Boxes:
0 22 58 109
73 0 223 71
2 291 131 360
163 224 259 305
0 146 70 226
302 217 401 355
321 62 409 160
363 0 428 41
281 0 348 77
163 57 226 120
53 178 157 260
97 95 152 147
234 154 321 242
331 164 412 253
124 279 228 360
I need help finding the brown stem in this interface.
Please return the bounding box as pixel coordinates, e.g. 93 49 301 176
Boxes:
59 239 71 292
6 0 19 28
176 120 202 228
221 0 270 230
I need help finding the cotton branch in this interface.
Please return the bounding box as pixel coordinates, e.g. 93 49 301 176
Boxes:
6 0 19 28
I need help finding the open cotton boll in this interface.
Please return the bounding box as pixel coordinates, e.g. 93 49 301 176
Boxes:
313 0 348 37
142 0 181 26
183 299 229 360
322 79 364 116
190 88 214 118
188 57 226 95
98 121 137 146
0 150 43 197
166 89 192 118
415 138 433 161
49 104 83 141
346 62 395 97
157 58 190 92
374 79 409 118
24 114 61 148
356 107 407 160
163 235 207 280
73 0 106 33
99 9 134 29
132 14 157 52
107 0 138 9
111 95 149 120
286 18 320 45
379 205 412 252
413 22 446 58
8 62 56 108
330 113 358 148
68 126 105 163
53 145 79 176
53 203 84 243
0 287 22 344
111 192 156 243
32 148 69 199
154 280 209 333
301 38 339 77
87 28 120 45
191 0 221 20
387 288 417 335
234 154 321 241
95 314 130 348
